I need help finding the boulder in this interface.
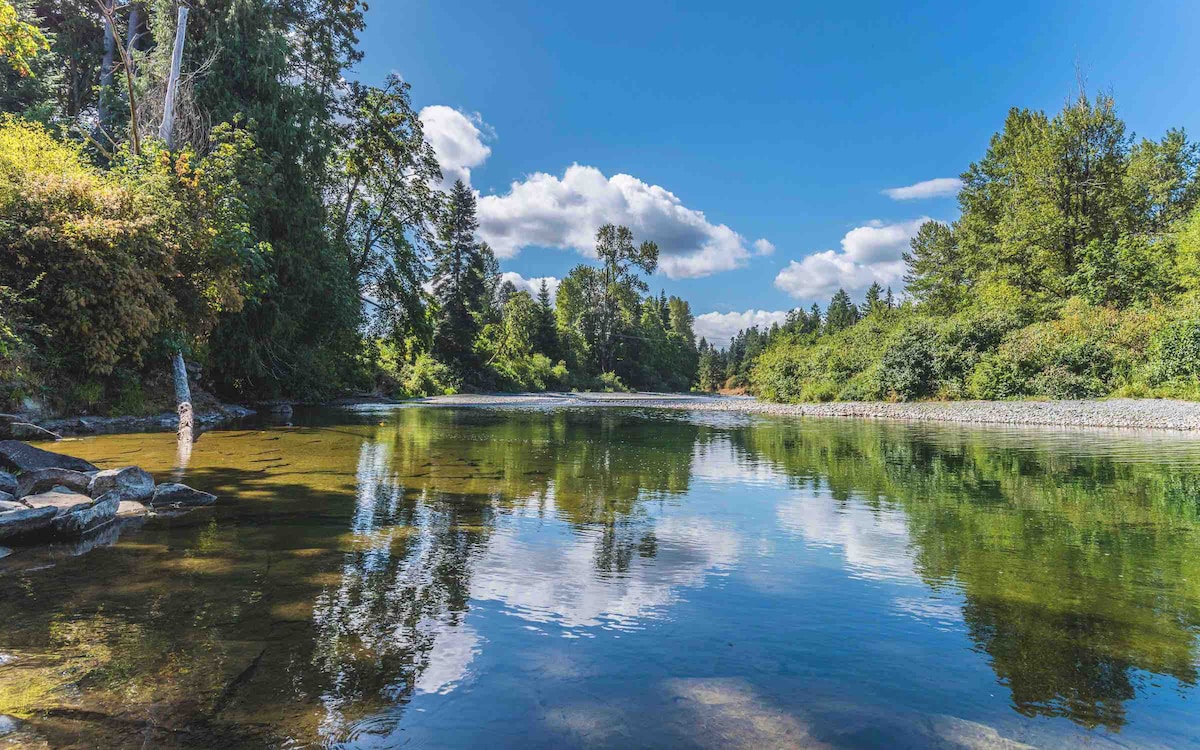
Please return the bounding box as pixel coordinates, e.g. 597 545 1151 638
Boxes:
0 500 25 512
88 466 155 502
0 471 15 496
23 489 95 517
151 483 217 507
0 493 16 506
16 468 93 498
50 492 119 537
0 505 58 541
117 500 149 518
0 440 98 473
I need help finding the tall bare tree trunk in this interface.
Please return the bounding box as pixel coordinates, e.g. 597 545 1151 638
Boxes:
159 7 188 148
97 0 115 128
161 7 193 454
126 3 141 74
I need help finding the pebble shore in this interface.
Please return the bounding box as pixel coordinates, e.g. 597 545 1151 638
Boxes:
415 393 1200 431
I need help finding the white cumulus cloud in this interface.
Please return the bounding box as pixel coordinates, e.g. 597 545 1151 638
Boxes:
476 164 771 279
419 105 493 189
695 309 791 346
773 218 929 301
882 177 962 201
753 238 776 256
500 272 560 302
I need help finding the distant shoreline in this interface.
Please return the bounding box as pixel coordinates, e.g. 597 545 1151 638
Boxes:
411 393 1200 432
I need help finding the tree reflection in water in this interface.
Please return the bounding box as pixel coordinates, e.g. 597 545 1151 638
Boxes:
1 408 1199 747
737 419 1200 732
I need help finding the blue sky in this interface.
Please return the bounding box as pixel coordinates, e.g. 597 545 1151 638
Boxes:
356 0 1200 343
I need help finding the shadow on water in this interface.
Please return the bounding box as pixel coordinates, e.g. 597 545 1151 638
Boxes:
0 407 1199 747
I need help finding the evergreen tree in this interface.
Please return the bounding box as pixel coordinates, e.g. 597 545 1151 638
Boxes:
825 289 858 333
903 220 966 314
861 282 884 317
431 180 487 370
535 279 558 359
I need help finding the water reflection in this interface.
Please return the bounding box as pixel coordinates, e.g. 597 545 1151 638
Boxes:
1 408 1199 747
738 420 1200 732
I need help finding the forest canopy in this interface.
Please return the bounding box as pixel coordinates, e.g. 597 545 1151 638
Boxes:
0 0 700 414
718 92 1200 403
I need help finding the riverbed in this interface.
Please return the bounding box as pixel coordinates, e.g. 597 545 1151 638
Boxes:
2 404 1199 748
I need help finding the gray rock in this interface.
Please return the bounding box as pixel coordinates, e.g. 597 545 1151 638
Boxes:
0 500 25 512
23 489 95 517
151 482 217 507
16 467 93 498
0 440 99 473
117 500 149 518
0 505 58 541
0 547 11 560
88 466 155 502
50 492 119 537
0 471 15 496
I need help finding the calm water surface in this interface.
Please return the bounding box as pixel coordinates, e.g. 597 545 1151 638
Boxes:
2 406 1200 748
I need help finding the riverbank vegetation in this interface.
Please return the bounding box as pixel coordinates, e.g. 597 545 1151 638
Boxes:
718 92 1200 402
0 1 699 415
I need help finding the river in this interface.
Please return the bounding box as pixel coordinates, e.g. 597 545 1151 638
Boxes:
2 404 1199 748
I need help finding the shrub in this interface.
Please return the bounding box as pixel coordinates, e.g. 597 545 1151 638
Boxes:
1147 317 1200 392
401 353 459 396
878 321 937 400
966 299 1158 399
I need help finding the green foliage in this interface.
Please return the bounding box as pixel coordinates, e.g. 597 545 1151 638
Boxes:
0 5 705 410
400 352 459 397
431 180 489 372
748 90 1200 404
0 115 269 409
878 320 937 400
0 0 48 78
1145 315 1200 396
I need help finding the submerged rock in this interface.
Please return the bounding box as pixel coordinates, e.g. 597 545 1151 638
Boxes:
0 505 58 541
50 492 119 537
23 489 95 517
0 440 99 473
16 467 93 498
151 483 217 507
117 500 149 518
89 466 155 502
0 471 15 496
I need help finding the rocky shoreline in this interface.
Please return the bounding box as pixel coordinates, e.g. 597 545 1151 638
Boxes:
414 393 1200 431
0 440 218 553
0 403 255 440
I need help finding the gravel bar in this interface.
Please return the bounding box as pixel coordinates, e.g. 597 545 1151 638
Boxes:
413 393 1200 431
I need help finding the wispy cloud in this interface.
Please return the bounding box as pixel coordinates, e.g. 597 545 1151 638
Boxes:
882 177 962 201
